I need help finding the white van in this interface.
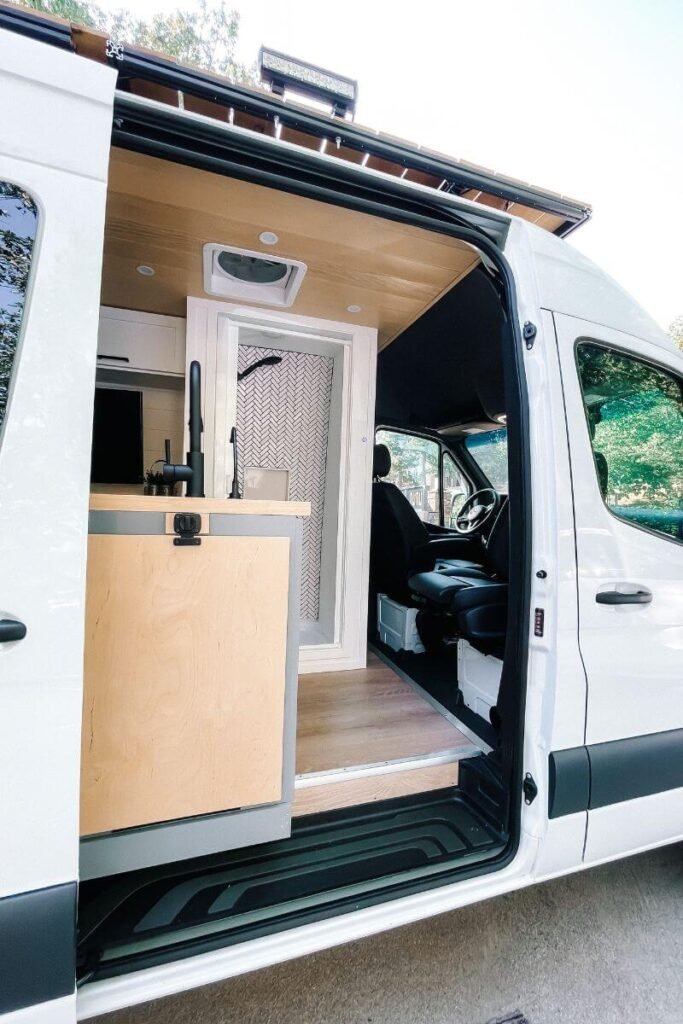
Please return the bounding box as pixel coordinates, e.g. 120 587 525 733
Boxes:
1 12 681 1023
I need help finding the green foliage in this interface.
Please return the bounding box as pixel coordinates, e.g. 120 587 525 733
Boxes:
20 0 254 82
577 344 683 514
464 428 508 492
27 0 101 26
376 429 441 524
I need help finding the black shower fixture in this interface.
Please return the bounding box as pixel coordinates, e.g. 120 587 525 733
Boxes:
237 355 283 382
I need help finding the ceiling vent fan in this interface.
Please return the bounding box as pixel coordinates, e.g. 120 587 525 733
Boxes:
203 244 307 307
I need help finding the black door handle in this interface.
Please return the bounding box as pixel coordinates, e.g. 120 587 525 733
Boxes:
0 618 27 642
596 589 652 605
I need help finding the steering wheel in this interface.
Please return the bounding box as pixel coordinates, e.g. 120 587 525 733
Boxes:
453 488 500 535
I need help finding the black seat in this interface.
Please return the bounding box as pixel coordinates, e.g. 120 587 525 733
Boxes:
408 496 509 658
370 444 485 606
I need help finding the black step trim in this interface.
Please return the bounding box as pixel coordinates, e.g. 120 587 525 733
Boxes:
0 882 76 1014
549 727 683 818
78 791 505 984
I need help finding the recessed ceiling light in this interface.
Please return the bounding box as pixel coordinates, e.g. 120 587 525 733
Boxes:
136 265 155 276
347 304 362 313
259 231 279 245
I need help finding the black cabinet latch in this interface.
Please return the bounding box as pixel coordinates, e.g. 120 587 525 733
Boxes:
173 513 202 546
523 773 538 805
523 321 537 349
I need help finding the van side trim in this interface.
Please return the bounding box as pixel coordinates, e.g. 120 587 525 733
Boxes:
548 746 590 818
0 881 76 1013
549 728 683 817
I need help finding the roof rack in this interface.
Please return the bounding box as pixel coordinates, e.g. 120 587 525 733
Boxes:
0 2 591 237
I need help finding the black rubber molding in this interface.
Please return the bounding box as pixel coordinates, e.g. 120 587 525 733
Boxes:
549 727 683 818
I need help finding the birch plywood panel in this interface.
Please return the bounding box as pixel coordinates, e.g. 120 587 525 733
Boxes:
81 534 289 835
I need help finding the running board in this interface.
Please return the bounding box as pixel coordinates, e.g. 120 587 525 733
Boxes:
78 790 506 985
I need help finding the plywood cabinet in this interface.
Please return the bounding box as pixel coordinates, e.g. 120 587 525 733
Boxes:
81 530 291 837
97 306 185 375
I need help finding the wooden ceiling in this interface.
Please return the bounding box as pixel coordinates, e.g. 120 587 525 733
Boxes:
102 148 482 349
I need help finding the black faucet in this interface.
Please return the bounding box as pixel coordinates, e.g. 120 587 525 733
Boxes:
162 359 205 497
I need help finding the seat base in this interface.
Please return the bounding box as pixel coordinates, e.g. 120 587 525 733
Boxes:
409 570 507 656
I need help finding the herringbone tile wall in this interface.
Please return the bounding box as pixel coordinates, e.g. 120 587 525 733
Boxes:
237 345 334 620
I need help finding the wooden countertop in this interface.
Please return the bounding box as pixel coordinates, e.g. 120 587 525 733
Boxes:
89 493 311 517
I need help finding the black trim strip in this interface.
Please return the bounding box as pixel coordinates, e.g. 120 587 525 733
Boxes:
549 728 683 818
112 95 505 245
0 5 73 50
0 881 76 1013
548 746 590 819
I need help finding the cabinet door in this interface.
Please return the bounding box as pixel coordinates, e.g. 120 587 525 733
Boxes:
97 307 185 375
81 534 290 835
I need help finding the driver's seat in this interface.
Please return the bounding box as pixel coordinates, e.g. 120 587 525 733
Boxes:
370 443 487 605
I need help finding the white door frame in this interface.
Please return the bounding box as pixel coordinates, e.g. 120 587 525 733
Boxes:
186 298 377 672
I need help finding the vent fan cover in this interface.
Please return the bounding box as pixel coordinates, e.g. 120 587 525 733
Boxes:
203 244 307 307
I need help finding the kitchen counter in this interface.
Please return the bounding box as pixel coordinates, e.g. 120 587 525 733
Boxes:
89 492 311 517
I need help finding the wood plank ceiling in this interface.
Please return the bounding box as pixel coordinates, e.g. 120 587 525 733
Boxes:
102 148 482 348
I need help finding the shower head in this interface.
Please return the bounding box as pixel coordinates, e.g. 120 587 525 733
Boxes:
237 355 283 382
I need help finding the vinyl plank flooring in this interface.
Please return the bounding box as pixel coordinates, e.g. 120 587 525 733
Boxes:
296 652 475 776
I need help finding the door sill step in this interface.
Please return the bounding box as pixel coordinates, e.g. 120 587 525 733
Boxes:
293 748 479 816
78 789 506 986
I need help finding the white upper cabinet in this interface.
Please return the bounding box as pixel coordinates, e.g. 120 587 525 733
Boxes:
97 307 186 376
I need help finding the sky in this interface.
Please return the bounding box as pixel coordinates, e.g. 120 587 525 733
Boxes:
98 0 682 330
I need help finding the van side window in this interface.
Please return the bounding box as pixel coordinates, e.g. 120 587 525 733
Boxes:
376 428 441 525
576 342 683 542
1 182 38 439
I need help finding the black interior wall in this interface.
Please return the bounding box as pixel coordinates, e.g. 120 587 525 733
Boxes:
376 266 508 430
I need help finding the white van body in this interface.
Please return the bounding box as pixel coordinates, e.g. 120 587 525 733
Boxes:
0 27 681 1024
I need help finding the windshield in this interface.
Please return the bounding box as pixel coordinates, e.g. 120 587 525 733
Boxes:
464 427 508 492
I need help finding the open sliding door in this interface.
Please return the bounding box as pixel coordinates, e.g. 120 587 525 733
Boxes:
0 32 115 1021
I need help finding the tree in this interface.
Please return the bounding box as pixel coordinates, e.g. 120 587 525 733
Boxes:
577 345 682 512
669 315 683 351
20 0 254 82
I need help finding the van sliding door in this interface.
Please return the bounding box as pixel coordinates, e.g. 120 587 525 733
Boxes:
0 31 115 1022
554 312 683 863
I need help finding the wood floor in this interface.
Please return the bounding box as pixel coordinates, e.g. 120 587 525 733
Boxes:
293 652 477 815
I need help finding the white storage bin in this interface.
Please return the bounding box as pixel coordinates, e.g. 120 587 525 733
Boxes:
377 593 425 653
457 640 502 721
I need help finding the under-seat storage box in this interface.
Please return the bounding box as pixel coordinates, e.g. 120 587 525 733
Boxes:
457 640 501 721
377 593 425 653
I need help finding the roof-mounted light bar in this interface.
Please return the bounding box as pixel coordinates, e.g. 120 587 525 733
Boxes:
259 46 358 120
